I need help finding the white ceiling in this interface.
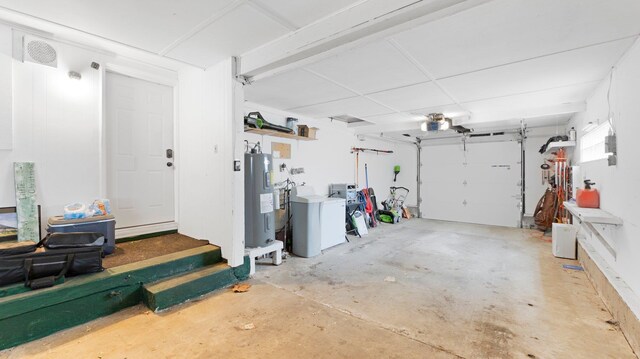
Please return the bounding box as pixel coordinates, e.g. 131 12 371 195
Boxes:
244 0 640 132
2 0 639 132
0 0 362 68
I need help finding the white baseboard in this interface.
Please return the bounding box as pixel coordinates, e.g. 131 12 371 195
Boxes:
115 222 178 240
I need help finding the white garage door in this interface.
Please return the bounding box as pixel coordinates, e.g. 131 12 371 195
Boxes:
421 140 522 227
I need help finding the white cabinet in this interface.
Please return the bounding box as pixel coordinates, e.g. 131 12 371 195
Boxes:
320 198 346 250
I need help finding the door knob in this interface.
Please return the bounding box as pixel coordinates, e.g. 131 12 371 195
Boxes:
167 162 173 167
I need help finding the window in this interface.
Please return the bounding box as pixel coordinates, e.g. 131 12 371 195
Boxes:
580 122 611 163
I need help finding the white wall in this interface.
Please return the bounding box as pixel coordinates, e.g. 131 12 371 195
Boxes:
242 103 418 208
0 32 102 234
178 59 244 266
0 24 11 150
0 25 202 240
567 38 640 298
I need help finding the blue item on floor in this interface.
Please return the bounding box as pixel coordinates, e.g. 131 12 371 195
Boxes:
562 264 584 271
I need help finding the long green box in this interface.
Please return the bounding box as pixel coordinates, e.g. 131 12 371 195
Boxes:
0 245 234 350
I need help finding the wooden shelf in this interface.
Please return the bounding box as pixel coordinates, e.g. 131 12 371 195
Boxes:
544 140 576 154
564 201 622 225
244 127 316 141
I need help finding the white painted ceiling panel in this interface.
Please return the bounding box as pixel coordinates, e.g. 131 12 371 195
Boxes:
409 104 468 118
439 39 634 103
393 0 640 79
250 0 358 29
288 96 391 118
165 3 290 67
244 69 354 109
0 0 235 53
306 41 429 94
361 113 415 125
367 81 453 111
461 82 598 114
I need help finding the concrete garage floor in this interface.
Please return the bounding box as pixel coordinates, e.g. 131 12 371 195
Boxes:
1 219 636 358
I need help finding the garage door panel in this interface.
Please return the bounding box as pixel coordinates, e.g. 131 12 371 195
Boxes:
423 165 466 182
423 185 466 204
423 200 468 223
423 144 464 160
463 165 516 183
421 140 521 227
465 184 517 203
465 203 518 227
465 141 520 163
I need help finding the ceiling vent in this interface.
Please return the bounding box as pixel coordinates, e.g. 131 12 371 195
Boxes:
329 115 369 125
23 36 58 68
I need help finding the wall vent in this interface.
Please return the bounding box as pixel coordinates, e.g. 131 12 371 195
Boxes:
23 36 58 68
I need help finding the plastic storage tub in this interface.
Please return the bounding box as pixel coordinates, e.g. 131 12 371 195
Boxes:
47 215 116 255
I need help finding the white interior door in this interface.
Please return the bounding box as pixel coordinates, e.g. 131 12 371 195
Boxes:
421 140 521 227
106 72 174 229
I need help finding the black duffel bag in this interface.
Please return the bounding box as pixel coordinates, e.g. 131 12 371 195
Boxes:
42 232 105 250
0 247 103 289
0 241 38 256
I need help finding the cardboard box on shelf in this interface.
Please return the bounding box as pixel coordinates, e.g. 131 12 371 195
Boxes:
297 125 318 139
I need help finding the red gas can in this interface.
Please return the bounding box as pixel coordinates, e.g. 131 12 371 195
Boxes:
576 180 600 208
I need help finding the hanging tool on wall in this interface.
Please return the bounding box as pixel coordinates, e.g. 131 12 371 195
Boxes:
393 165 401 182
351 147 394 154
355 151 360 187
351 147 393 188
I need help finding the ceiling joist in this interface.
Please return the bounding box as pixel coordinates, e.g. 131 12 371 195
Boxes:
240 0 494 80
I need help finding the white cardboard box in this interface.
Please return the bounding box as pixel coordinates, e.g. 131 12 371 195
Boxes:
552 223 578 259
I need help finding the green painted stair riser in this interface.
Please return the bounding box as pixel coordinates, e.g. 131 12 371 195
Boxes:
143 264 239 312
0 246 243 350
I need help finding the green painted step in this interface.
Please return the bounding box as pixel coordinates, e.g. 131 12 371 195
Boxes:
0 245 222 350
143 262 238 312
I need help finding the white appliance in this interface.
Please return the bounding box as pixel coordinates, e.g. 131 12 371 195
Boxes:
552 223 578 259
320 198 346 250
290 186 346 257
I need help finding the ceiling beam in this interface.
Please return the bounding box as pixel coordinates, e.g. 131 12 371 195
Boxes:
352 121 422 135
240 0 495 80
461 102 586 126
351 102 585 135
